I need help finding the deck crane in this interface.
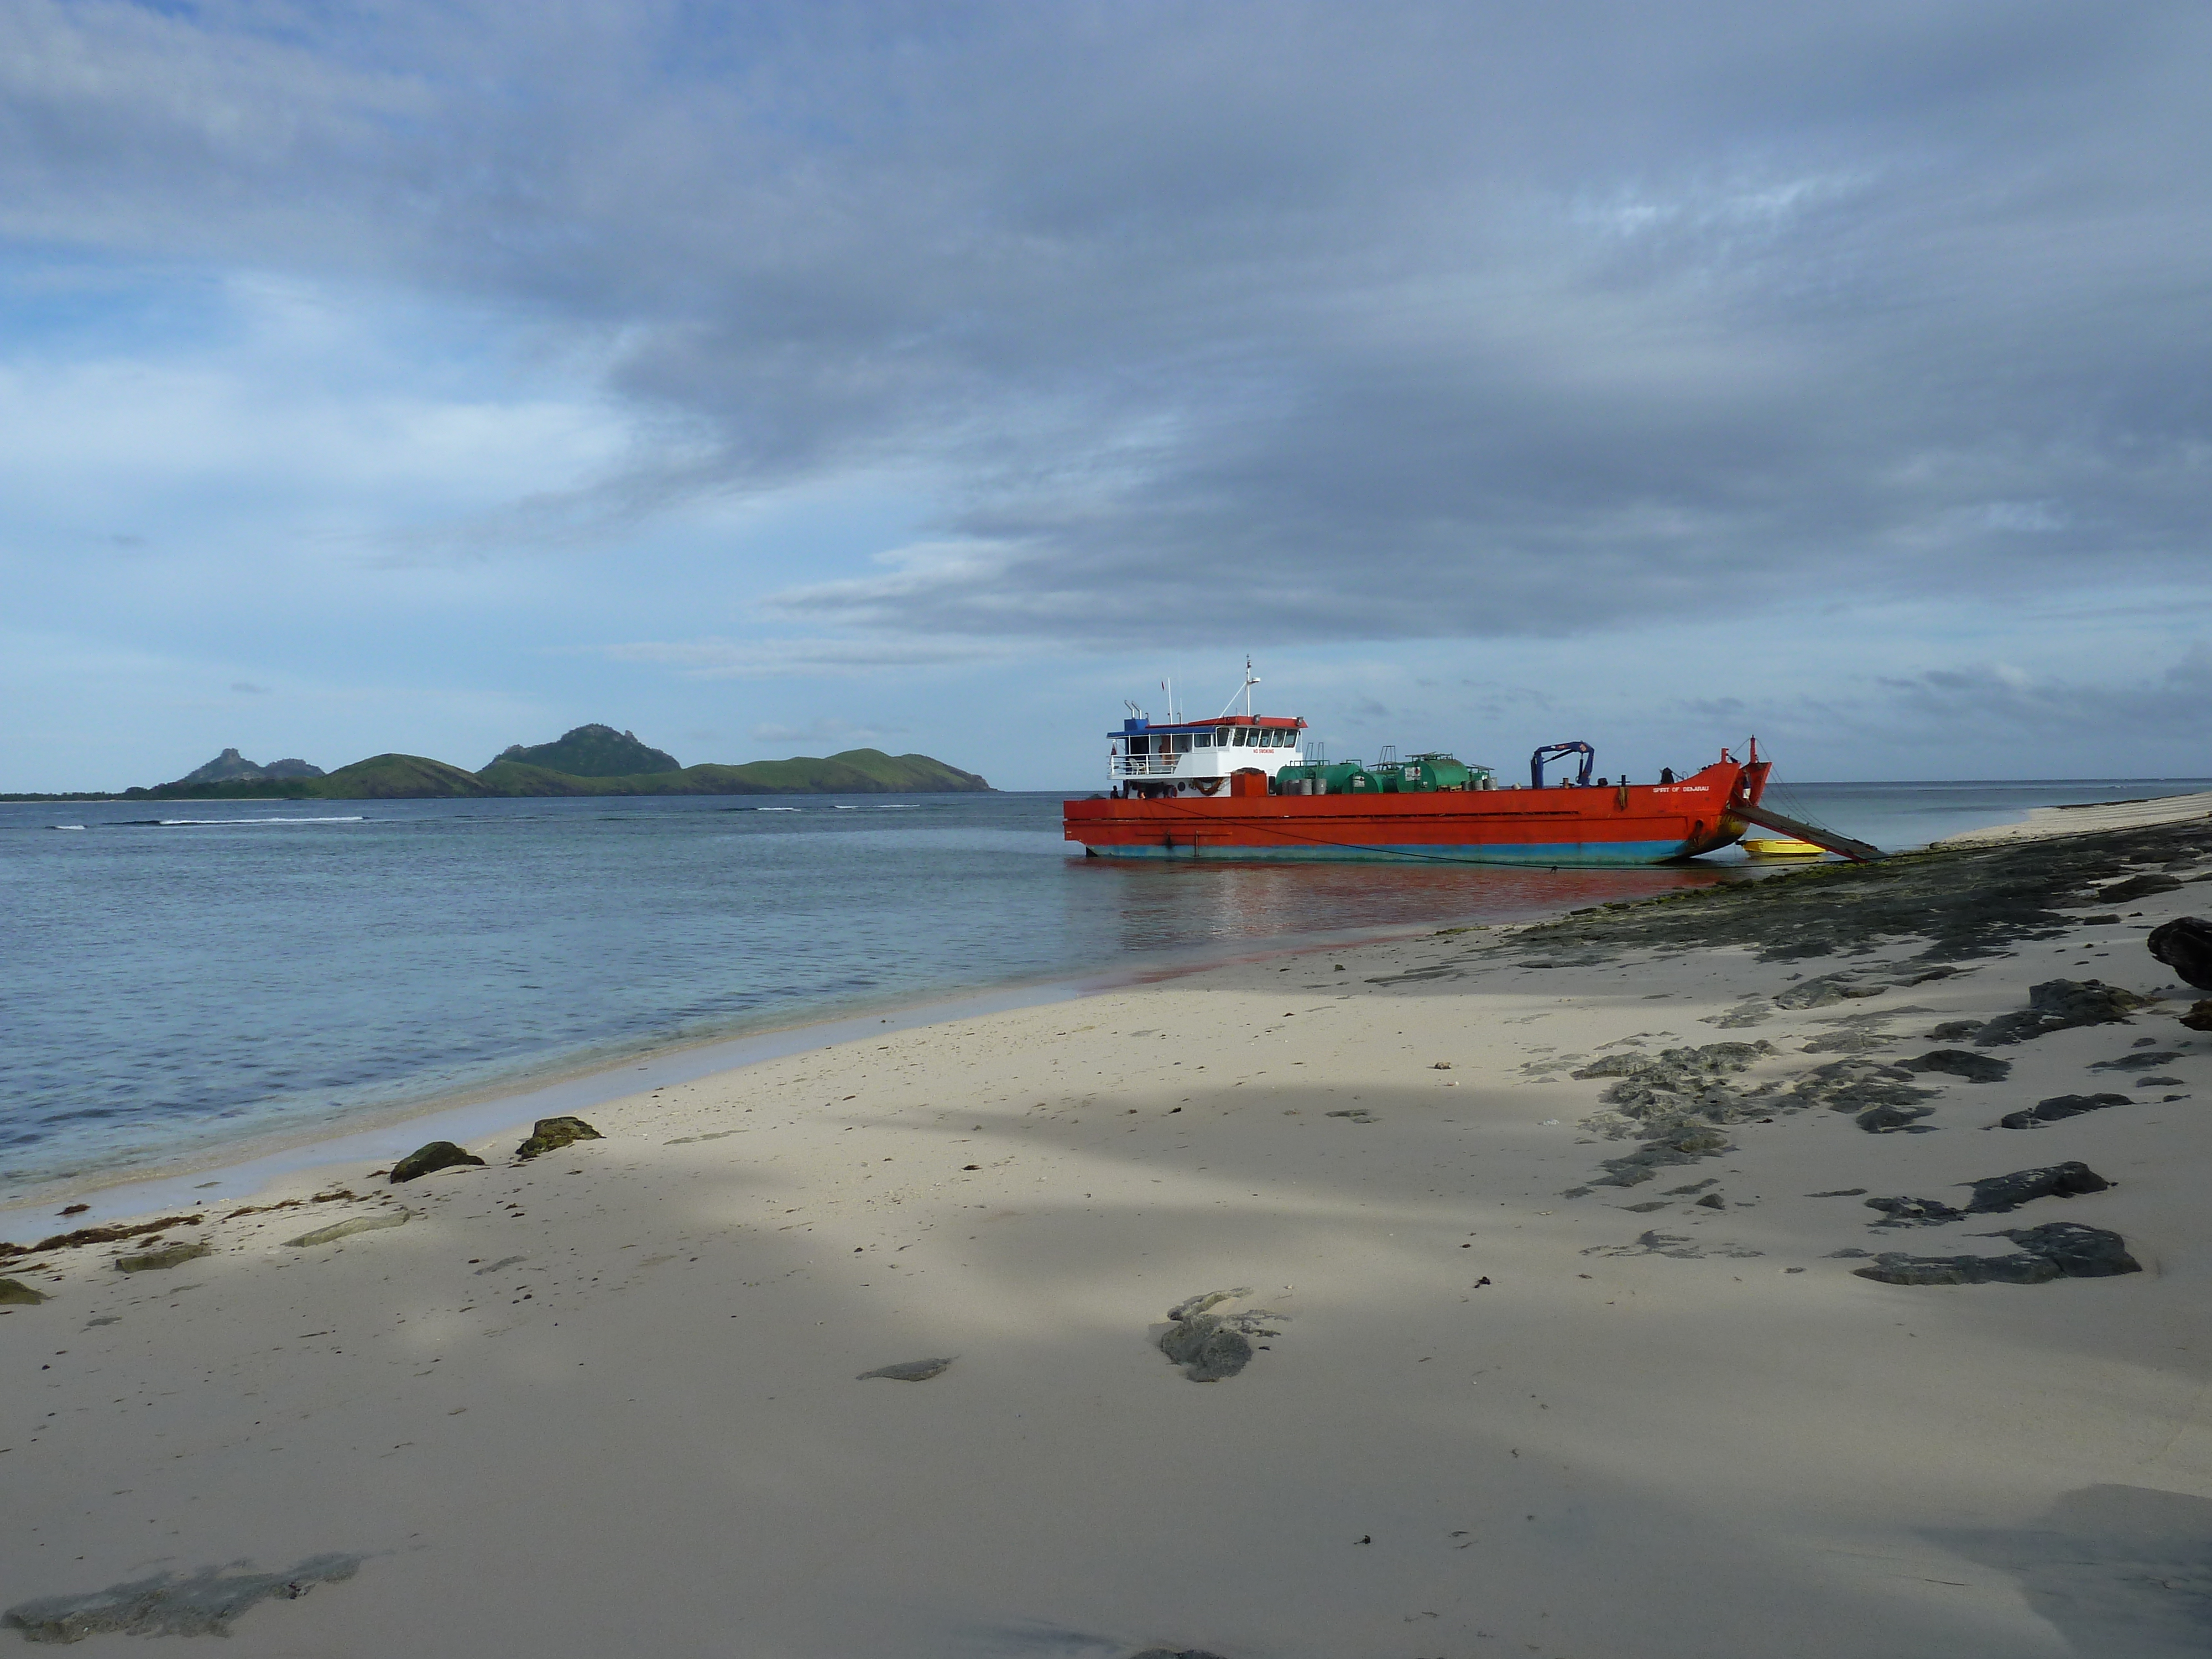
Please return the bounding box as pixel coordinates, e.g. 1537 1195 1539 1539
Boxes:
1530 741 1595 789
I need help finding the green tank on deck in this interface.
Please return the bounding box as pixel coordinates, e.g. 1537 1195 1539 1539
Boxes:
1363 753 1493 792
1272 761 1377 795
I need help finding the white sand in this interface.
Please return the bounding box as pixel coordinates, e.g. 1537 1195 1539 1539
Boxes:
1937 790 2212 847
5 875 2212 1656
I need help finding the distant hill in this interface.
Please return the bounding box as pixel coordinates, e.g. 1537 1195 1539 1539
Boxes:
486 724 679 778
127 754 495 801
103 733 990 800
171 748 326 786
474 748 989 797
320 754 499 799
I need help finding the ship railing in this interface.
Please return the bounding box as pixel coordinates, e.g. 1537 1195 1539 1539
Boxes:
1109 754 1182 776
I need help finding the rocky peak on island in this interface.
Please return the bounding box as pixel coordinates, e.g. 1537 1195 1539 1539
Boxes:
171 748 326 786
488 724 681 778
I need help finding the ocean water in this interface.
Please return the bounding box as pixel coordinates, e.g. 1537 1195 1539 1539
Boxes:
3 777 2203 1197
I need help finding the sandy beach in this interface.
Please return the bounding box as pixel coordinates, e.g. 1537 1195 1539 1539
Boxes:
7 822 2212 1657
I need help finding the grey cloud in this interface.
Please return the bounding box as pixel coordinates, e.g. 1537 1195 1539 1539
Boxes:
11 2 2212 647
598 634 1015 677
1659 645 2212 768
1874 646 2212 742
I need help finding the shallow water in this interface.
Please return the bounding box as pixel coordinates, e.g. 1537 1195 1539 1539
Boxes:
3 777 2202 1194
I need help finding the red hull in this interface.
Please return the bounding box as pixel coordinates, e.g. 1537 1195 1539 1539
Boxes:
1065 758 1768 865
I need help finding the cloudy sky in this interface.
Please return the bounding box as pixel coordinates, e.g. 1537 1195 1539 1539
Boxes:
6 1 2211 791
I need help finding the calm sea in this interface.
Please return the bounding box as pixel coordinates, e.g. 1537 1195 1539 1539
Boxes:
3 777 2203 1197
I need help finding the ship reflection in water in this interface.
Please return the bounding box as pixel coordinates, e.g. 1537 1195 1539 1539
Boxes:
1082 853 1754 964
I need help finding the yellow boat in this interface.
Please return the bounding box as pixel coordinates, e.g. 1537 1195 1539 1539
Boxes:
1742 836 1827 861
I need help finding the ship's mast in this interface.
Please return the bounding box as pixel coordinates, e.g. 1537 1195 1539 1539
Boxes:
1217 656 1261 721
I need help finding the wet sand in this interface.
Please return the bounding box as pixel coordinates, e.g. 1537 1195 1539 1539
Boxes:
6 821 2212 1656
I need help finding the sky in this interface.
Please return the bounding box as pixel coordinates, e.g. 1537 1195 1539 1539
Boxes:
6 0 2211 792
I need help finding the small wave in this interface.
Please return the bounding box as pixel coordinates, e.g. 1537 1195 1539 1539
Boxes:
876 804 919 810
755 806 803 812
50 823 86 831
153 816 369 827
833 805 857 810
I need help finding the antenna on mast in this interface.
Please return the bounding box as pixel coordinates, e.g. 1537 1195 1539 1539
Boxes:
1215 656 1263 721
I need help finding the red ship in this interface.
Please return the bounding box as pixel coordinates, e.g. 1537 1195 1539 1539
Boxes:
1062 664 1872 866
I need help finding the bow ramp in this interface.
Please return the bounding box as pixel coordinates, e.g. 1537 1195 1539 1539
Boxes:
1732 800 1882 863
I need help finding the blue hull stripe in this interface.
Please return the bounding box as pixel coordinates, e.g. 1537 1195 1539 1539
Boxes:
1083 838 1695 867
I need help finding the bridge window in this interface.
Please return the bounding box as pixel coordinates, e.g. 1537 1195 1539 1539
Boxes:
1172 734 1192 753
1194 732 1212 748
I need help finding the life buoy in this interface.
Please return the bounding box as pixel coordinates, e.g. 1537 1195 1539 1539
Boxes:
1194 778 1223 796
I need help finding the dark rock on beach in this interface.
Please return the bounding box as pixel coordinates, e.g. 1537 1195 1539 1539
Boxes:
515 1115 604 1159
2090 1050 2182 1072
1159 1289 1284 1381
1855 1250 2058 1286
1128 1649 1230 1658
1874 1161 2115 1223
1160 1317 1252 1381
2002 1220 2144 1276
284 1212 409 1248
1902 1049 2012 1083
1964 1161 2111 1213
1772 972 1890 1009
856 1357 954 1382
113 1241 211 1272
2099 873 2184 904
1574 1040 1775 1092
1577 1042 1780 1150
1865 1196 1964 1226
1583 1229 1763 1260
1854 1222 2141 1285
1997 1093 2132 1129
0 1277 50 1305
1856 1103 1938 1134
2 1555 361 1642
2182 1000 2212 1032
1799 1029 1892 1054
1974 980 2151 1046
1589 1124 1733 1186
2146 917 2212 989
1782 1059 1939 1118
389 1140 486 1182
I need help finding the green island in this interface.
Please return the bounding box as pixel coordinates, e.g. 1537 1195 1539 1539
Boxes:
2 725 991 801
